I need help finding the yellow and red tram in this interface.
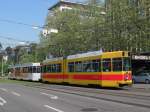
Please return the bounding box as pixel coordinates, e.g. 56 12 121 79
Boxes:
42 57 65 83
42 51 132 88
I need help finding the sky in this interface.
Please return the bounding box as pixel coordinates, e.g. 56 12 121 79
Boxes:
0 0 104 48
0 0 85 48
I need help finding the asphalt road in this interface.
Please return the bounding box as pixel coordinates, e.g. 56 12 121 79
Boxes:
0 83 150 112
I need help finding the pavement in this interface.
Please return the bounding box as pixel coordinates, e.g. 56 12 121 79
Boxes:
132 84 150 90
0 83 150 112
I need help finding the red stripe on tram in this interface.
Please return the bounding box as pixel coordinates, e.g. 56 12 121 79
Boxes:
72 74 125 81
42 73 69 79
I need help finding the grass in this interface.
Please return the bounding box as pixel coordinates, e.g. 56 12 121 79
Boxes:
0 78 41 86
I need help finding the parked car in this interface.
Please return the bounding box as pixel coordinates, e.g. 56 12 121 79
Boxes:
132 73 150 84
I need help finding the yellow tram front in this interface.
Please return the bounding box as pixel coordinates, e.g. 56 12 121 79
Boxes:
100 51 132 87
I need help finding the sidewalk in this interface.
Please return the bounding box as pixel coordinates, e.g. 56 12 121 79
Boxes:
132 84 150 90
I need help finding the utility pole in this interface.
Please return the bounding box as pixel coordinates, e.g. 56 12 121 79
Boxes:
1 56 3 77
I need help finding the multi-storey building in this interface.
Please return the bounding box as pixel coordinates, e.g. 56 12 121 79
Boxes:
44 0 105 35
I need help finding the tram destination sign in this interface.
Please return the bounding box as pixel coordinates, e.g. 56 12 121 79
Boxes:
132 55 150 60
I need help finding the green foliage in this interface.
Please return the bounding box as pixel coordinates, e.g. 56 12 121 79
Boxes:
0 62 9 76
105 0 150 52
19 53 35 64
40 3 105 57
38 0 150 58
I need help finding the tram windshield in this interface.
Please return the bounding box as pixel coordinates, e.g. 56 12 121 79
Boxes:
123 57 131 71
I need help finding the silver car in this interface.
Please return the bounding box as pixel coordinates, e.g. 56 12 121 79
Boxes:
132 73 150 84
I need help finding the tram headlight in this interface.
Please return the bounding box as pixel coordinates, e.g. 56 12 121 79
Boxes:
124 74 129 81
124 72 129 81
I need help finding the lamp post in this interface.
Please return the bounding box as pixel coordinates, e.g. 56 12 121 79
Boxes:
42 28 58 37
33 26 59 60
1 56 3 77
32 25 58 37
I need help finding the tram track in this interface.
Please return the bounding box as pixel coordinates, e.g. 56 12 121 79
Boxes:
22 83 150 109
22 83 150 100
26 83 150 100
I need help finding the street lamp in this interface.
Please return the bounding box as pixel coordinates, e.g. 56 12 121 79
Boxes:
1 55 8 77
1 56 3 77
42 28 58 37
32 25 58 37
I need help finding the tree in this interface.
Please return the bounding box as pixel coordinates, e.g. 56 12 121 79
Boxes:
40 2 105 57
5 46 14 64
39 0 150 59
19 53 35 64
105 0 150 52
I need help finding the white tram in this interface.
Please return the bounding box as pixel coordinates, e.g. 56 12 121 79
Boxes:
8 63 41 81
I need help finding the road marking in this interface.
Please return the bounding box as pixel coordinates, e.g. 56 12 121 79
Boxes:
11 91 21 96
41 92 58 100
0 88 8 92
0 102 4 106
0 97 7 106
44 105 64 112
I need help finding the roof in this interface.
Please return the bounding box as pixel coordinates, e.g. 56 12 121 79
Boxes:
48 0 87 11
9 63 41 68
67 50 103 59
43 57 63 63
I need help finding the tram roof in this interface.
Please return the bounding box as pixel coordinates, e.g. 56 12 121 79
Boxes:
43 57 64 63
9 63 40 68
67 50 103 59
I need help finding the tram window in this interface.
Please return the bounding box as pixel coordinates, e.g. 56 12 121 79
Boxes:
22 68 25 73
42 65 47 73
23 67 25 73
26 67 28 73
75 61 82 72
15 68 17 74
92 59 101 72
28 67 32 73
83 61 91 72
36 67 41 73
18 68 21 73
46 64 62 73
51 64 57 72
24 67 28 73
68 62 74 72
41 66 44 73
56 64 62 72
112 58 122 71
32 67 37 73
102 59 111 72
47 65 52 72
123 58 131 71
